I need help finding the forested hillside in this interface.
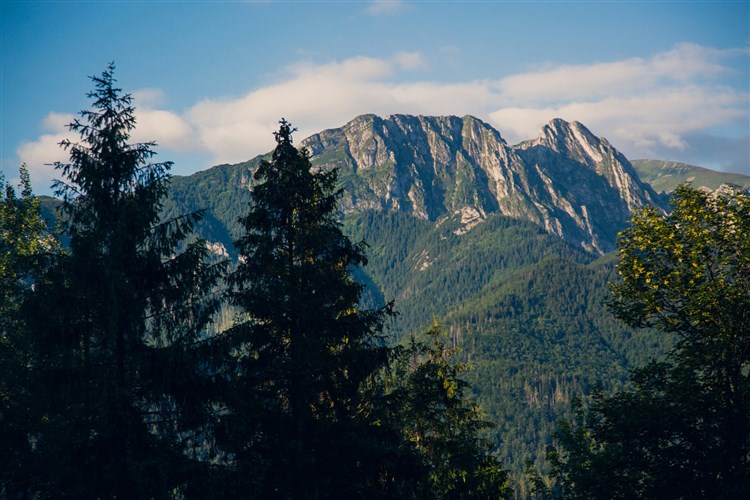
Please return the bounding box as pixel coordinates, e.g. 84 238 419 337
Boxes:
158 127 674 488
19 97 749 496
343 210 670 489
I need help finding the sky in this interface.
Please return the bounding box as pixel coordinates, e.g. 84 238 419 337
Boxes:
1 0 748 194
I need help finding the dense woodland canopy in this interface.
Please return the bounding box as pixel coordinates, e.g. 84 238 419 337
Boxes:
1 66 748 499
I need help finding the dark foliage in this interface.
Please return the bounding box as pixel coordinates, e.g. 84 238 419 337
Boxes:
384 324 512 498
0 165 60 496
9 64 224 498
210 120 400 497
548 185 750 499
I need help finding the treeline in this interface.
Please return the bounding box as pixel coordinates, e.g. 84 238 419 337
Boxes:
0 66 509 498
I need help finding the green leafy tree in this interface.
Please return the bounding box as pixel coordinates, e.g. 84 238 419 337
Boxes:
216 120 395 498
0 165 53 290
388 323 511 499
0 165 58 495
0 165 55 334
21 64 224 498
549 184 750 498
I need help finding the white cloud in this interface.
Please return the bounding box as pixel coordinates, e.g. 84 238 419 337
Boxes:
132 88 166 108
16 107 197 190
649 43 741 80
179 44 746 166
15 112 75 189
132 108 197 152
494 58 653 105
16 43 749 191
16 133 68 189
493 43 747 107
183 59 499 165
392 51 428 71
487 44 749 157
366 0 406 16
41 112 76 133
490 85 747 144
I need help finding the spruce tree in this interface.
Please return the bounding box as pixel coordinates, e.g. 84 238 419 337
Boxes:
218 120 395 498
22 64 224 498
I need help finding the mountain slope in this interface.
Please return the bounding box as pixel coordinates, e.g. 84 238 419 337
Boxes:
163 114 666 257
304 115 667 254
345 209 668 487
631 159 749 193
154 114 680 487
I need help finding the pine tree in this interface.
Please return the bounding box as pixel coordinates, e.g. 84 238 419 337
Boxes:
217 119 395 498
22 64 224 498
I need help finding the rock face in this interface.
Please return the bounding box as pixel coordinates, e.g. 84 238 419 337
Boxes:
303 114 666 254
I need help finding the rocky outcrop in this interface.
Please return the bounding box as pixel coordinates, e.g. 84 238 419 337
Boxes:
303 114 666 254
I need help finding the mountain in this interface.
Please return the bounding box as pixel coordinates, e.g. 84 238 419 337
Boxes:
38 114 739 489
155 114 679 489
631 159 750 193
304 115 666 254
166 114 666 258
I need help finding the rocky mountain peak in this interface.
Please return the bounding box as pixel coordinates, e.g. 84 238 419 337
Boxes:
304 113 666 254
525 118 609 164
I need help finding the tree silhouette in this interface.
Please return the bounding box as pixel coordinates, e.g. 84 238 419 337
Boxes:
215 119 397 498
21 64 224 498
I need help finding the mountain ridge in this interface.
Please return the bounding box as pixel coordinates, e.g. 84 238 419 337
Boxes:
631 158 749 193
160 113 748 267
302 114 667 254
43 114 744 487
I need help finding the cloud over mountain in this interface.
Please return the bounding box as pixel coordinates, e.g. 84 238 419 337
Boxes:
489 43 749 170
17 43 748 190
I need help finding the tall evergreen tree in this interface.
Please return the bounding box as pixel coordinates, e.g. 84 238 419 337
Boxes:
21 64 224 498
217 120 396 498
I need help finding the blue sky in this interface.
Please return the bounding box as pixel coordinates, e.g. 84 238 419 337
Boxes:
2 0 748 194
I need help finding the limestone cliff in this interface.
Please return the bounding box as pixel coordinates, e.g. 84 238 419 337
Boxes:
303 114 667 253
